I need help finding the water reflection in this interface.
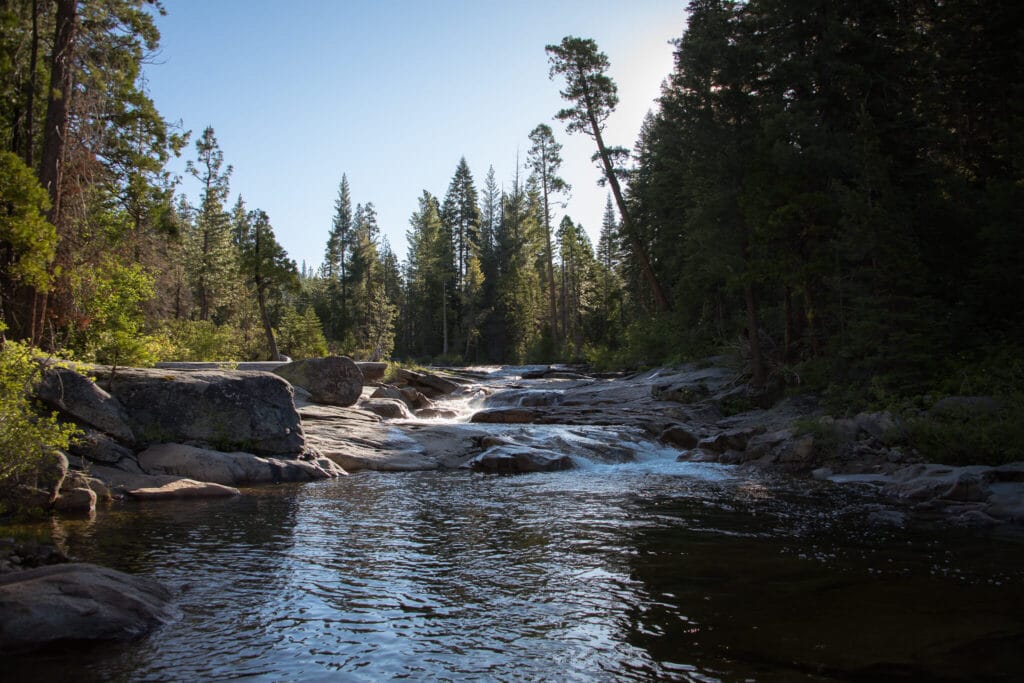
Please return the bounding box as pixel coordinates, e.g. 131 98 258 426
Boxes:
6 466 1024 681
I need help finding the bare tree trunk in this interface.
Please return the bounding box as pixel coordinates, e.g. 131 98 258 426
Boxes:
586 109 671 313
257 284 280 361
40 0 77 225
24 0 39 167
540 170 559 348
745 282 766 389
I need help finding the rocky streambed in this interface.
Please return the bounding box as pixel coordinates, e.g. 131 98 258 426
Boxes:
3 356 1023 657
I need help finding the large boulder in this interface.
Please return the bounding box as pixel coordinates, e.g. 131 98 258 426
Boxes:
355 362 387 383
136 443 343 485
97 368 304 455
273 356 363 406
35 366 135 444
0 563 172 653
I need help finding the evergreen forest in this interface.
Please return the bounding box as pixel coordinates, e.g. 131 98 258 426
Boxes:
2 0 1022 416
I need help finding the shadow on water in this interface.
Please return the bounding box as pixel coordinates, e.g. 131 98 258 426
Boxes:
6 465 1024 681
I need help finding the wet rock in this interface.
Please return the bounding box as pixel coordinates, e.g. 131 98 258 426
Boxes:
676 448 720 463
399 387 433 410
52 487 96 516
0 486 52 514
137 443 341 485
743 429 794 460
470 446 572 473
415 407 459 420
0 539 67 574
99 367 303 455
470 408 540 424
519 367 551 379
396 368 461 397
882 464 994 503
35 366 135 444
370 384 404 402
0 563 173 653
942 472 991 502
660 425 700 449
273 356 363 407
486 389 565 407
127 479 241 499
698 426 766 453
777 435 816 465
360 398 414 420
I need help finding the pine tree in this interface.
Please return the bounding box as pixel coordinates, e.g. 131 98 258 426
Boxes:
527 123 569 351
546 35 670 313
185 126 233 322
236 208 299 360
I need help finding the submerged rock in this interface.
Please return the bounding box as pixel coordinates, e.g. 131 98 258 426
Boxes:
0 563 173 653
128 479 241 500
470 446 572 473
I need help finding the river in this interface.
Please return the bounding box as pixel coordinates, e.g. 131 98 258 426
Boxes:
6 368 1024 681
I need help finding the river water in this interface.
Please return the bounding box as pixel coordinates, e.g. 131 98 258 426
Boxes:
7 370 1024 681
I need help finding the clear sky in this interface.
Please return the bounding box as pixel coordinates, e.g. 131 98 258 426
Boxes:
145 1 687 270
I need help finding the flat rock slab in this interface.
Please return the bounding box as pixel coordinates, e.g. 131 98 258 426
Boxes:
137 443 342 485
0 563 173 653
128 479 240 499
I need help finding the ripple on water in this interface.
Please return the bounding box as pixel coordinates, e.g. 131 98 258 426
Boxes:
6 460 1024 682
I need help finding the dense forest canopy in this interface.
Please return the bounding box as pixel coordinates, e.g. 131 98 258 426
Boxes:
1 0 1021 410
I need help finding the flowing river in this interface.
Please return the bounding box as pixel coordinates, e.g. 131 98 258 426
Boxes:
7 368 1024 681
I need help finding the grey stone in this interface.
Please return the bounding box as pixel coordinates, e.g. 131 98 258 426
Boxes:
69 427 136 465
52 487 96 516
137 443 341 486
0 563 173 653
100 367 304 455
360 398 414 420
274 356 364 407
659 425 700 449
35 366 135 444
470 446 572 473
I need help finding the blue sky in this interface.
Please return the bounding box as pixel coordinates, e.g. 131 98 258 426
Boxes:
146 1 686 269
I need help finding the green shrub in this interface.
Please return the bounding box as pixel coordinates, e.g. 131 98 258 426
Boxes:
277 307 328 359
901 394 1024 466
0 334 79 493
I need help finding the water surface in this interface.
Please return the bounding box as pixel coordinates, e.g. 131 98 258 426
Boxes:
9 456 1024 682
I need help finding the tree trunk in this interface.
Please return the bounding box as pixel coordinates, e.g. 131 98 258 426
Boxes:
257 282 281 361
39 0 76 225
540 167 559 348
745 282 766 389
586 110 671 313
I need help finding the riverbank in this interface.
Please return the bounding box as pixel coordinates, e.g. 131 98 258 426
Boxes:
3 356 1024 656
